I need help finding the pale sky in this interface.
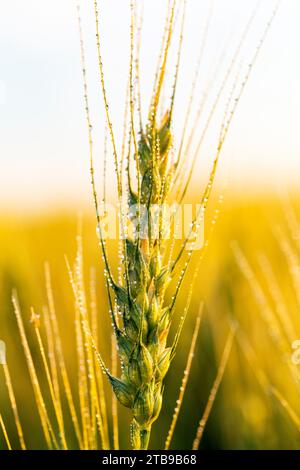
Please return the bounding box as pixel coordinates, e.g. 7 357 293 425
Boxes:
0 0 299 211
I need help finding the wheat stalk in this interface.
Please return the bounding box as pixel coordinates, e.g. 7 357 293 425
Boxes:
0 0 280 451
75 0 280 450
72 0 277 449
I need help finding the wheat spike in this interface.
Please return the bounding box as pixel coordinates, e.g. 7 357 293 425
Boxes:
77 0 281 450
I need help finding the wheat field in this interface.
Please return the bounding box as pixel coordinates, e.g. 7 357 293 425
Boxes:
1 196 300 449
1 0 299 452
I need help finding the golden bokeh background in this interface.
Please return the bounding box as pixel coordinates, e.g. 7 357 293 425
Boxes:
1 195 300 449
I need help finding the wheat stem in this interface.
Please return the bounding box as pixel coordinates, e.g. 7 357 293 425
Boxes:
165 304 203 450
111 335 120 450
31 308 68 450
192 328 235 450
2 363 26 450
0 414 12 450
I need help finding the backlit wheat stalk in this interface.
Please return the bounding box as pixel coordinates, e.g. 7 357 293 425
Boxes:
82 0 279 449
0 0 280 450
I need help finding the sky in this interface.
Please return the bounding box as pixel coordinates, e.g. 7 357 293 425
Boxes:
0 0 299 211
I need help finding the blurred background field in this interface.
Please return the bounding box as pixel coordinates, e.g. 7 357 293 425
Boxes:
1 194 300 450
